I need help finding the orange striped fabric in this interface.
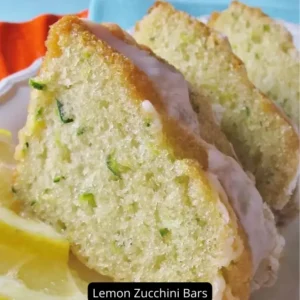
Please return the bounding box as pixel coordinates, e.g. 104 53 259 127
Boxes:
0 10 88 80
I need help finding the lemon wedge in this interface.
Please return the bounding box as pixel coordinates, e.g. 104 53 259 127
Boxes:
0 207 86 299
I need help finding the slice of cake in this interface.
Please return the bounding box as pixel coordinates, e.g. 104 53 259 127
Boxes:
208 0 300 125
134 1 300 218
14 16 282 299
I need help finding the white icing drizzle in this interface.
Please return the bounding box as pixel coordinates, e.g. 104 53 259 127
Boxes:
83 20 282 288
251 203 285 290
212 275 226 300
205 144 274 273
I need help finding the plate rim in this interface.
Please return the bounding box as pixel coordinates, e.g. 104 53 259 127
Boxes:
0 58 43 98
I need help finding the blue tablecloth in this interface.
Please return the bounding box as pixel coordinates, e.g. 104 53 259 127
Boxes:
0 0 298 24
0 0 89 22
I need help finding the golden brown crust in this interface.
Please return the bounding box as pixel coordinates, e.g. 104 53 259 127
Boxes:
223 227 251 300
43 16 251 298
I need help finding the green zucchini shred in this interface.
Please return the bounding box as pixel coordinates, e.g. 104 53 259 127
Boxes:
196 217 207 227
53 176 65 183
29 79 46 90
79 193 96 208
159 228 170 237
107 154 121 178
106 153 130 178
56 100 74 123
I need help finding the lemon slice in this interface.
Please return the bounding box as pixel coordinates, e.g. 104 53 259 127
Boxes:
0 206 69 258
0 207 86 299
0 274 85 300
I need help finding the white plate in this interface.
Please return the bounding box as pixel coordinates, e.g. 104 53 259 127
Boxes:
0 19 299 300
